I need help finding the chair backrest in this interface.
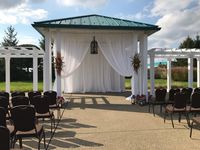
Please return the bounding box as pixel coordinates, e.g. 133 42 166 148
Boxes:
11 96 29 107
194 87 200 93
168 88 180 101
191 92 200 108
155 88 167 102
0 126 10 150
33 95 49 114
174 92 187 109
0 107 6 127
28 91 41 105
11 91 25 98
44 91 57 105
181 88 193 100
0 96 9 110
10 105 36 132
0 92 9 101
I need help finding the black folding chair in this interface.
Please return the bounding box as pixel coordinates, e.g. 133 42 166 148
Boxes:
149 88 167 116
10 105 46 149
28 91 41 105
11 92 25 98
11 96 29 107
164 92 189 128
33 95 55 133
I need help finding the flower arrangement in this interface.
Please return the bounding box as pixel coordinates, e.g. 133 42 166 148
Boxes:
131 53 141 73
54 52 64 76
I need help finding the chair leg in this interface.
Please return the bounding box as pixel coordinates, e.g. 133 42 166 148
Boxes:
148 104 151 113
164 110 167 123
170 113 174 128
186 112 190 127
160 105 162 113
190 121 194 138
43 130 46 149
153 105 155 116
19 138 22 148
178 113 181 123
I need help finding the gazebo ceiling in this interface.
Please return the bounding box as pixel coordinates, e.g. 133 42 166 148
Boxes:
148 48 200 58
32 14 160 36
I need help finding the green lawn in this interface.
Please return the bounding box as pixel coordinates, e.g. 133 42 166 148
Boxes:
0 79 197 92
125 78 197 89
0 81 43 92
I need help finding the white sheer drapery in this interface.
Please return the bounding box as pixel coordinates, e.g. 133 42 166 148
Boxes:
63 50 124 93
54 32 136 94
60 33 91 77
96 34 134 76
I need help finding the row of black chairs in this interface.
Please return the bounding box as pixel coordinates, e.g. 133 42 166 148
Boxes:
0 90 62 149
148 87 200 116
0 106 46 150
149 87 200 137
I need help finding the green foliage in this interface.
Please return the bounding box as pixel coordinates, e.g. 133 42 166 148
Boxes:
1 26 18 46
174 35 200 67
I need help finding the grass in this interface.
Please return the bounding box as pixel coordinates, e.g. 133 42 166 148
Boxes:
125 78 197 89
0 81 43 92
0 79 197 92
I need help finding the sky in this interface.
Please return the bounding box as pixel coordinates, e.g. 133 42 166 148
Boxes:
0 0 200 49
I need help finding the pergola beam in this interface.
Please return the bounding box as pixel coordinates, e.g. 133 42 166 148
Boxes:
0 46 44 92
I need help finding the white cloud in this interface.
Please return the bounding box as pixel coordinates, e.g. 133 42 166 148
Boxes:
56 0 108 9
0 0 26 9
0 2 48 24
149 0 200 49
18 35 38 45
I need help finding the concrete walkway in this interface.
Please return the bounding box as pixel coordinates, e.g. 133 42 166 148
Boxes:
15 92 200 149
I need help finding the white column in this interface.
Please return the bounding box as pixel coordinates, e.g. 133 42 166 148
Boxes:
55 32 62 96
43 31 52 91
150 54 155 96
188 56 193 88
197 58 200 87
140 34 148 96
33 55 38 91
5 56 10 93
139 39 143 95
167 58 172 91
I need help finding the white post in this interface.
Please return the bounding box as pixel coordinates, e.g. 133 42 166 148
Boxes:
55 32 62 97
188 56 193 88
197 58 200 87
5 56 10 93
131 34 138 96
140 34 148 97
150 54 155 96
33 54 38 91
44 31 52 91
167 58 172 92
139 39 143 95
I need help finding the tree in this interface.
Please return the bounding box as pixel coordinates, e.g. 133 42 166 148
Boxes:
1 25 18 46
173 35 198 67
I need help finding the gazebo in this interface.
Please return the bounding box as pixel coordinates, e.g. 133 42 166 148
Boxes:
32 14 160 97
0 46 44 92
148 48 200 96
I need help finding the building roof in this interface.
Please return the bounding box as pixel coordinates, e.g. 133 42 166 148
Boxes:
32 14 160 34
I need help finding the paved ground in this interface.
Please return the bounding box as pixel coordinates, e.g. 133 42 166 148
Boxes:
15 91 200 150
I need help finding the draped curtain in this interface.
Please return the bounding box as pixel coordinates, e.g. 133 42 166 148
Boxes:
54 32 136 94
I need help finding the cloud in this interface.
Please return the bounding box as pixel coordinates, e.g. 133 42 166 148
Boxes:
0 0 26 9
56 0 108 9
149 0 200 49
0 1 48 24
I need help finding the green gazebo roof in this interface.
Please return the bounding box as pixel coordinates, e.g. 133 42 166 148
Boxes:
32 14 160 33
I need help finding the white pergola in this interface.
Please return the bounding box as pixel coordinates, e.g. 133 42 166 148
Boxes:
0 46 44 92
148 48 200 96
